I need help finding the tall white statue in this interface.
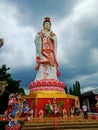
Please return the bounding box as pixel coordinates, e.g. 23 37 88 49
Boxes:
34 17 60 80
29 17 65 93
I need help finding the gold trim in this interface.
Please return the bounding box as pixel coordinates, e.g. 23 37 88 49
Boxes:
25 92 79 99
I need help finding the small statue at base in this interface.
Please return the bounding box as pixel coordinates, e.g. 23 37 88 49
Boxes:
39 108 44 118
63 108 67 117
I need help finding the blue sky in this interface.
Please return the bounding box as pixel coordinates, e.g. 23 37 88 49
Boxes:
0 0 98 94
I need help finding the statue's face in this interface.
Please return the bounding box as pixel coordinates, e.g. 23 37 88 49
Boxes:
43 22 51 30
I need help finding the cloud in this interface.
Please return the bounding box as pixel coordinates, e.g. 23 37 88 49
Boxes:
0 0 98 91
5 0 79 29
0 1 36 69
55 0 98 90
54 0 98 66
81 86 96 93
24 88 30 95
90 48 98 64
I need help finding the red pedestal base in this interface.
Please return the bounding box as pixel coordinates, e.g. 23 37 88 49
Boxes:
29 79 65 93
26 91 79 118
27 79 79 118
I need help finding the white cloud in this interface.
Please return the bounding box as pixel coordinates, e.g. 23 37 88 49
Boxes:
24 88 30 95
90 48 98 64
81 86 95 93
0 1 36 68
53 0 98 66
0 0 98 91
1 0 98 69
77 73 98 91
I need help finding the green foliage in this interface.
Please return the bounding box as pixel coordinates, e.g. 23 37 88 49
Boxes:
18 120 25 125
69 87 74 95
75 81 81 96
0 120 9 130
69 81 81 96
59 100 64 108
0 64 25 114
65 85 68 94
0 64 10 81
45 104 53 117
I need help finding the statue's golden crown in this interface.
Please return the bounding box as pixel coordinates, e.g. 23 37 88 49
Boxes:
44 17 51 22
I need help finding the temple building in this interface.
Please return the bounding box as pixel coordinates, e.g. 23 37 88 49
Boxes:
81 88 98 113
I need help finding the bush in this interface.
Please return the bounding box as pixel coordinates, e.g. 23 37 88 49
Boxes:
18 120 25 128
0 120 9 130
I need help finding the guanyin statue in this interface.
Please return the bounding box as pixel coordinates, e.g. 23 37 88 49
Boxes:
34 17 60 80
29 17 65 92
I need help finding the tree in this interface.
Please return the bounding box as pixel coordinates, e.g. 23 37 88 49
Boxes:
73 84 76 95
69 87 74 95
0 64 10 80
74 81 81 96
65 85 68 94
75 81 81 96
0 64 25 114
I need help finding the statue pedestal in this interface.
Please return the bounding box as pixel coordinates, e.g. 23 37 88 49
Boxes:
29 79 65 93
26 79 79 118
26 91 78 118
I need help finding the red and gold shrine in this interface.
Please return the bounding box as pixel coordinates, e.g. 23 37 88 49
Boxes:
26 17 80 117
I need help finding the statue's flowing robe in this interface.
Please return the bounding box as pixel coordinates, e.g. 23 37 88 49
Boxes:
34 30 59 80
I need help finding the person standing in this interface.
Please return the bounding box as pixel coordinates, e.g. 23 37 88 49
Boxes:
82 103 88 119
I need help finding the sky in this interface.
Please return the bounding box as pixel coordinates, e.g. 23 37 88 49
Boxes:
0 0 98 94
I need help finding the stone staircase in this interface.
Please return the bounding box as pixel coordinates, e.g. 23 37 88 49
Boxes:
21 116 98 130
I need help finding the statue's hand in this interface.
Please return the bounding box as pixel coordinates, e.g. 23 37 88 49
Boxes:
56 69 60 77
49 36 54 42
35 56 41 70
